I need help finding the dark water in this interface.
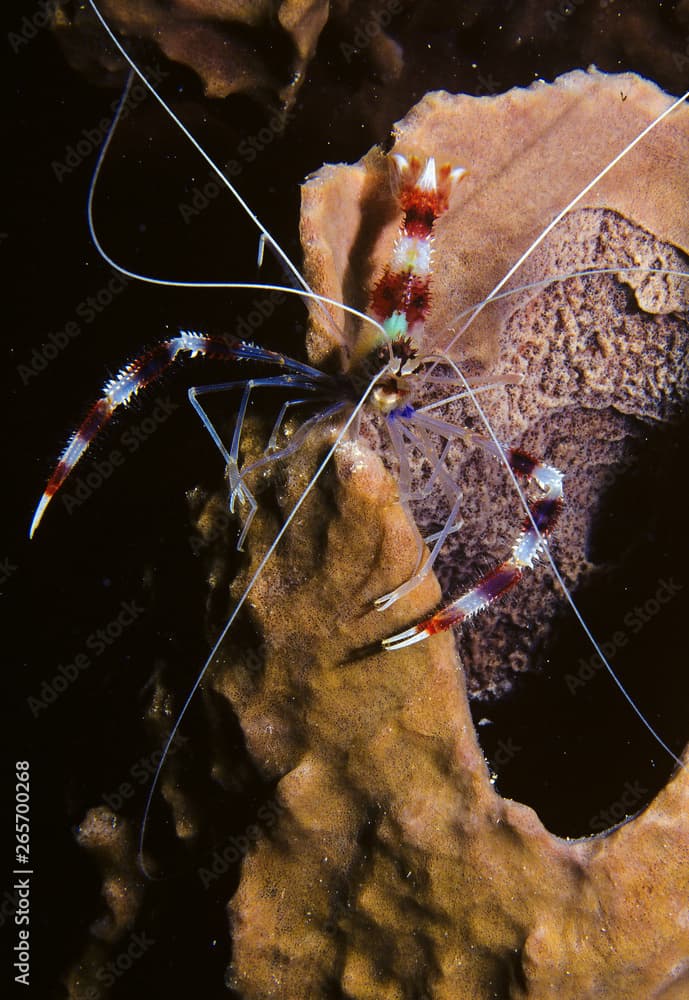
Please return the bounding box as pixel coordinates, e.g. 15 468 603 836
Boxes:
5 2 689 997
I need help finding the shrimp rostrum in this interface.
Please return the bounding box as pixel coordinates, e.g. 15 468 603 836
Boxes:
30 27 689 801
30 153 564 658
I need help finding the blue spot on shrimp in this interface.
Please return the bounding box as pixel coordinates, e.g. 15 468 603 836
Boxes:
16 3 689 996
33 0 689 836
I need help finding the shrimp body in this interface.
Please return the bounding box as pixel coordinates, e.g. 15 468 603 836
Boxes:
24 6 689 997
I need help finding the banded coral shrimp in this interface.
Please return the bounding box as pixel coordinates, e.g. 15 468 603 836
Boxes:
9 1 688 1000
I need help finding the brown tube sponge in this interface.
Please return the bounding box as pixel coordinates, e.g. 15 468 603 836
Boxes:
65 70 689 1000
217 71 689 998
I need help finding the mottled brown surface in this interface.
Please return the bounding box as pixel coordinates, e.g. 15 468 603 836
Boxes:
64 809 144 999
303 70 689 697
218 73 689 998
52 1 689 135
303 69 689 365
54 0 361 102
213 430 689 999
63 72 689 1000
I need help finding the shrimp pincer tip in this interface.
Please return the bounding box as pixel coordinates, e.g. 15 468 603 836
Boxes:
29 493 51 539
381 625 429 651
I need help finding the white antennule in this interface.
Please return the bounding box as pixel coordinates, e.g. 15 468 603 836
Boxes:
84 1 378 349
86 3 311 300
443 83 689 355
47 14 688 890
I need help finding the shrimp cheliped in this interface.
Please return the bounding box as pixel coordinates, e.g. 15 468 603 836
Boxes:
29 2 689 879
29 151 564 656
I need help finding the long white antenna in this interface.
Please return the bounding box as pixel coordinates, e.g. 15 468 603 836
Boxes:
444 85 689 355
441 354 684 771
86 0 337 332
85 67 385 339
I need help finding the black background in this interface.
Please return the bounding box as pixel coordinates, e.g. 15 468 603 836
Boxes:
4 1 689 997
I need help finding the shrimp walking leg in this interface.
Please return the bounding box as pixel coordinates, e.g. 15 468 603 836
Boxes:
383 451 564 650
